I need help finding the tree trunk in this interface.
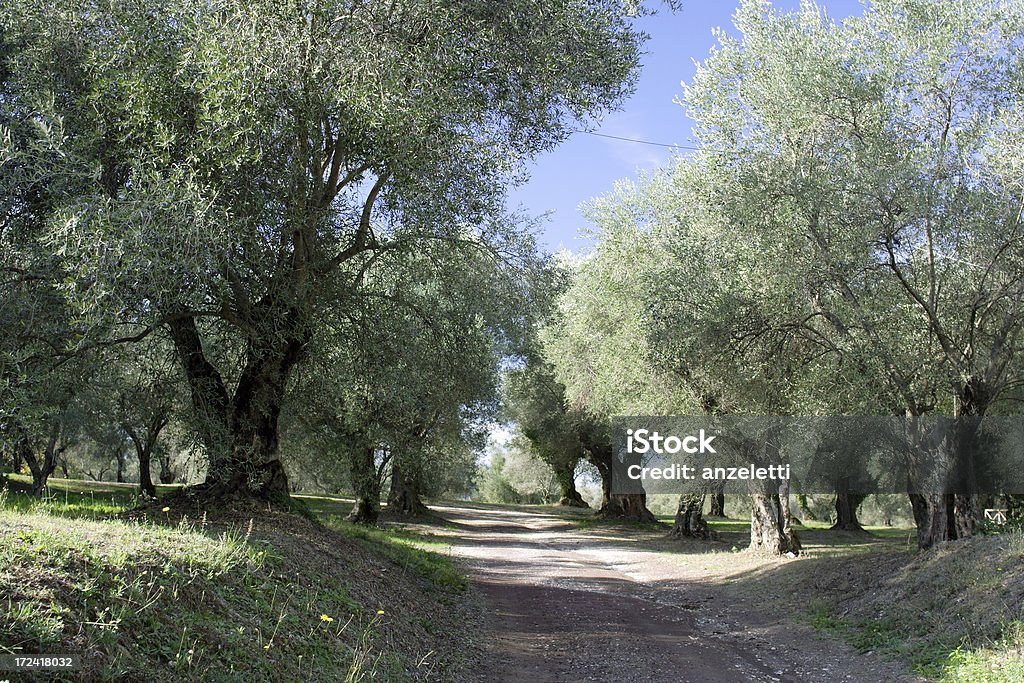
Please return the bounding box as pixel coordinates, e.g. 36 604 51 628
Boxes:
25 449 50 497
929 381 987 544
601 493 657 522
124 417 167 498
348 446 380 524
593 457 656 521
749 492 801 555
748 434 800 555
908 492 951 550
168 315 302 502
709 485 725 517
553 457 588 508
672 492 715 539
906 407 982 549
586 439 656 522
158 452 176 484
387 459 427 516
830 477 866 532
115 449 127 483
22 425 63 497
778 480 800 550
950 493 977 539
946 409 981 540
138 446 156 498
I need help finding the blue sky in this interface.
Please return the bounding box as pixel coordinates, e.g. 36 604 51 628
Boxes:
510 0 867 253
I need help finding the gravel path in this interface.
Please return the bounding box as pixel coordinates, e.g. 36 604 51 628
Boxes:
432 504 922 683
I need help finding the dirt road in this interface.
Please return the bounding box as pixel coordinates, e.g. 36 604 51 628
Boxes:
429 504 920 683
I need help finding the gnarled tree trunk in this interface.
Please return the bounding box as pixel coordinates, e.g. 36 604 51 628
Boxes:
125 416 168 498
601 493 657 522
138 447 155 497
158 452 176 484
168 315 303 503
907 410 982 549
909 492 950 549
749 489 801 556
831 477 866 532
583 433 656 522
22 424 65 497
387 459 427 516
591 450 656 522
115 448 127 483
709 483 725 518
553 457 588 508
672 492 715 539
348 445 380 524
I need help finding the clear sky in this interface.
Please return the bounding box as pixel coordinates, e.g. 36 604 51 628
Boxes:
509 0 868 253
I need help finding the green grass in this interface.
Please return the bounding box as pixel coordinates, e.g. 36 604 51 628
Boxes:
6 473 183 495
941 622 1024 682
1 474 186 520
789 529 1024 681
292 492 467 591
4 474 135 515
805 605 955 679
323 520 466 591
806 609 1024 681
0 480 471 681
0 510 324 681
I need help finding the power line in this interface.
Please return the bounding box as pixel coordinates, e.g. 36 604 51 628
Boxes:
574 129 702 151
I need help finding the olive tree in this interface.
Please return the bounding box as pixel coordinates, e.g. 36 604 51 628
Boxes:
286 226 550 522
503 357 590 508
540 245 690 522
678 0 1024 548
1 0 645 503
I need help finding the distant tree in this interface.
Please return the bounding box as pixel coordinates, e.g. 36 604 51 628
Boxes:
476 439 558 505
284 230 548 522
539 240 696 524
103 343 180 496
503 358 589 508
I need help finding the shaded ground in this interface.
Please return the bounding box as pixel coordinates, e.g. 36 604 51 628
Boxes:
422 504 921 683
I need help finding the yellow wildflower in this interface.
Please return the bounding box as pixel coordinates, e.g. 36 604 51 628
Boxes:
161 506 170 512
320 614 334 623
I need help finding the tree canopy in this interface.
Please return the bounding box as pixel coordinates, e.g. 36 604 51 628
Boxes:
541 0 1024 550
1 0 646 501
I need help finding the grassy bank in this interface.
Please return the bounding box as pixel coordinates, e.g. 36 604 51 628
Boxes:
668 515 1023 681
0 478 476 682
793 531 1024 682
